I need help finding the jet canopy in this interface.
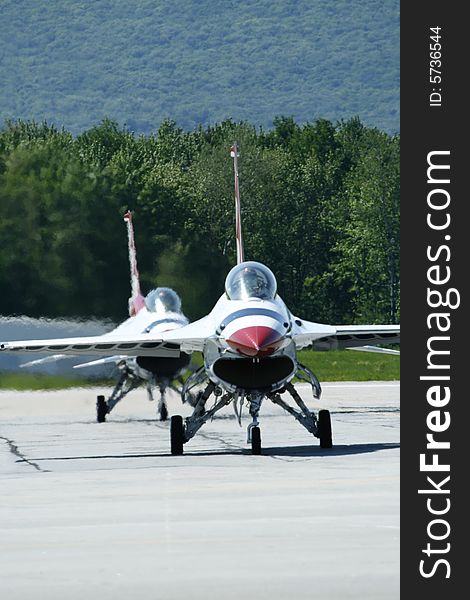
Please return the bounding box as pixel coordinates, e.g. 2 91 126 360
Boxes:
225 261 277 301
144 287 182 314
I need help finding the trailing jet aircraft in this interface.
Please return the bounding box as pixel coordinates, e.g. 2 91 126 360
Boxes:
17 211 191 423
1 145 399 454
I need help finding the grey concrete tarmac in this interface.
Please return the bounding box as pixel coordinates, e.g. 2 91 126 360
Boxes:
0 382 399 600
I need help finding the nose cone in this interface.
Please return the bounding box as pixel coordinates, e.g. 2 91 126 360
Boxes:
227 326 285 357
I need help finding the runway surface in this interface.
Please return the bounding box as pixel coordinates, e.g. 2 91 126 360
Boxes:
0 382 399 599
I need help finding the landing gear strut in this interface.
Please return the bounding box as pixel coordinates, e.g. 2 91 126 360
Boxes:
169 380 232 455
95 366 140 422
268 382 333 447
95 363 182 422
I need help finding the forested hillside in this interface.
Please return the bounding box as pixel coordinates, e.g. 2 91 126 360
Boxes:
0 117 399 325
1 0 399 134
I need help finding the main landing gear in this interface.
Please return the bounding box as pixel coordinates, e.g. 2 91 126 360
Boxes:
317 408 332 449
169 363 333 455
96 395 109 423
170 415 185 455
95 365 180 422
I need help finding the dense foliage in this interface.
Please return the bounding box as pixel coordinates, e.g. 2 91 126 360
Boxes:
0 116 399 325
0 0 399 134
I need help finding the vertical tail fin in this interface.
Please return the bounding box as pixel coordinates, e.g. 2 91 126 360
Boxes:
230 142 245 264
123 210 146 316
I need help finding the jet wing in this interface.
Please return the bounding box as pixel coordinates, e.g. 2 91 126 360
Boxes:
0 333 181 358
0 305 195 358
292 321 400 351
0 314 214 358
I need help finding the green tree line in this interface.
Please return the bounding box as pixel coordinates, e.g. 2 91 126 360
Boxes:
0 117 399 325
1 0 399 134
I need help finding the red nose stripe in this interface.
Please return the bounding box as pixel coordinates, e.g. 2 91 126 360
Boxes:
227 326 284 357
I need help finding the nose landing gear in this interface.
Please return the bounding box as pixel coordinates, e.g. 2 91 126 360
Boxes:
246 392 263 455
248 425 262 455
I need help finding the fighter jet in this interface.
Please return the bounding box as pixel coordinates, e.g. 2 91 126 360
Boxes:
16 211 191 423
1 145 399 454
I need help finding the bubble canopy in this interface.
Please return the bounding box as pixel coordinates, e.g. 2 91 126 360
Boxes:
145 288 182 314
225 262 277 301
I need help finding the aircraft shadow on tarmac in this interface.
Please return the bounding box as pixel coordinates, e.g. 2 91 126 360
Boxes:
258 442 399 457
25 442 399 463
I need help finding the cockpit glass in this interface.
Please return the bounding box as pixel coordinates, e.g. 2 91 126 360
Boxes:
225 261 277 301
145 287 182 314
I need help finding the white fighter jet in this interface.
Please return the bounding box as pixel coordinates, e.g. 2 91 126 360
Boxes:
1 145 399 454
16 211 191 423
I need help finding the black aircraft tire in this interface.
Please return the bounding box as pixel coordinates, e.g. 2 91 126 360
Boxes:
170 415 184 455
160 403 168 422
318 409 333 448
251 426 262 455
96 395 108 423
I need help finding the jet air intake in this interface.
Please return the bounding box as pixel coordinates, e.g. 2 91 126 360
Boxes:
213 355 295 391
